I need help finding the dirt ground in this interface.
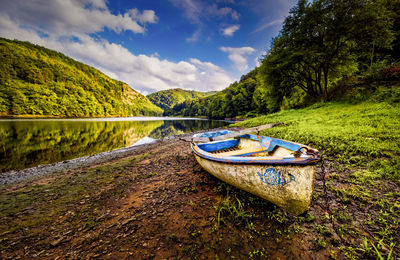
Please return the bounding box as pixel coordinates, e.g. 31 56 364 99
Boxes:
0 133 398 259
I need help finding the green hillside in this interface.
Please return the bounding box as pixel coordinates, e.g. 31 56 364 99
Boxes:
147 88 215 111
0 38 163 117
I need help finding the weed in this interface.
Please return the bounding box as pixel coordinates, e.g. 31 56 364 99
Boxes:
330 250 338 260
316 224 332 237
314 236 327 249
144 172 158 178
339 246 357 260
248 247 268 259
215 196 253 228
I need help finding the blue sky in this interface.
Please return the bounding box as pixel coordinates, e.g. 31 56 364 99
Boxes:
0 0 296 94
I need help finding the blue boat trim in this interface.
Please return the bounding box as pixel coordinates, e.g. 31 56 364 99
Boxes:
197 139 239 153
191 134 320 165
193 130 233 138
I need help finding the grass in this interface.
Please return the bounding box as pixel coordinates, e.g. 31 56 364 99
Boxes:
213 196 254 229
237 97 400 182
235 85 400 259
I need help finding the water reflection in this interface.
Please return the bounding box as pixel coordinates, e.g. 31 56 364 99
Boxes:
0 118 229 173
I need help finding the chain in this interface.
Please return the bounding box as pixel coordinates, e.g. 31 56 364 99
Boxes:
320 156 330 217
320 155 341 239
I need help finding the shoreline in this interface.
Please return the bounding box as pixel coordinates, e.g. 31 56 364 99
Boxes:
0 116 212 121
0 140 160 187
0 127 236 187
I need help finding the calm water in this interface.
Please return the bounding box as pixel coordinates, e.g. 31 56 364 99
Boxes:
0 117 229 173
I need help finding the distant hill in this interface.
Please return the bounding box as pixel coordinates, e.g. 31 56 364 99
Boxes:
165 68 262 118
147 88 215 111
0 37 162 117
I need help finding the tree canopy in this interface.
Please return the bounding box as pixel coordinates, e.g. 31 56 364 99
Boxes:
260 0 395 103
147 88 215 111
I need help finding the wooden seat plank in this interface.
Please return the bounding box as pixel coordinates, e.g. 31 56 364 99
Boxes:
215 146 266 157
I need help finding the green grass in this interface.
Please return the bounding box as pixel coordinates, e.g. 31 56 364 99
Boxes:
237 97 400 182
234 86 400 258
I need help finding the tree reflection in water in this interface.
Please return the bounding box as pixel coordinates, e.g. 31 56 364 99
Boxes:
0 119 229 172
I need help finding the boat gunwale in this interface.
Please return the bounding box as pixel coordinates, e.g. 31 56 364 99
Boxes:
191 135 320 165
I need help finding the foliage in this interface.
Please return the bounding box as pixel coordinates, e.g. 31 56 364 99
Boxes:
0 37 163 117
147 88 215 111
166 68 266 119
260 0 395 103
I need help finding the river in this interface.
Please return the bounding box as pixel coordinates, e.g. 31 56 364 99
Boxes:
0 117 230 173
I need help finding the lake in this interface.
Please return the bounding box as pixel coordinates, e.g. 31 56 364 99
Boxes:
0 117 230 173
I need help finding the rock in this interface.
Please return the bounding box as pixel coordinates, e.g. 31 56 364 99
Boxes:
50 237 64 247
121 217 136 226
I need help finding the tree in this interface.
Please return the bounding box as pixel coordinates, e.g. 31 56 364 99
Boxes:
261 0 395 102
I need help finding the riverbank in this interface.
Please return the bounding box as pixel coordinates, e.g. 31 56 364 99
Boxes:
0 132 327 259
0 100 399 259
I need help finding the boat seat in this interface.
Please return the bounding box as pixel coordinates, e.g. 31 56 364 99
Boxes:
215 146 267 157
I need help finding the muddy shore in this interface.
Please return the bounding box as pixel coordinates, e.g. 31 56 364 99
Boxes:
0 130 398 259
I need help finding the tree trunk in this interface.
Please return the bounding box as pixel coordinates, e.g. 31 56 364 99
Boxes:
370 44 375 74
323 66 329 101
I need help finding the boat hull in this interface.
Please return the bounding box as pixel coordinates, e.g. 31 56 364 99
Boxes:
194 154 315 215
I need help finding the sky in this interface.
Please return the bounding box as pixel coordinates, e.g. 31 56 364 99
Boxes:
0 0 297 95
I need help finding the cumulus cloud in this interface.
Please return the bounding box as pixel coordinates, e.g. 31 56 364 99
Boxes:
129 9 158 24
0 7 233 94
0 0 157 36
220 46 256 72
221 24 240 37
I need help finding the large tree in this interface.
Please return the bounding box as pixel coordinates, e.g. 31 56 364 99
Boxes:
260 0 395 102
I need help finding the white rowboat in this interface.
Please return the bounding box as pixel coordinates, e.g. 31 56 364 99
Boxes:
191 130 320 215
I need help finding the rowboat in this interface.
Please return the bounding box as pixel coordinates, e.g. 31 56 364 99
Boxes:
190 126 320 215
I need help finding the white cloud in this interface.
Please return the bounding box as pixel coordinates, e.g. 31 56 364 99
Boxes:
220 46 256 72
129 9 158 24
221 24 240 37
0 0 157 36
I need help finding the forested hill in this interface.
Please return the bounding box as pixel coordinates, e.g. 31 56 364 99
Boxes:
165 68 264 118
147 88 215 111
0 38 163 117
167 0 400 119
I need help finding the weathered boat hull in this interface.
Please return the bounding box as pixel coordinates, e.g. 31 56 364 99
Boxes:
194 154 315 215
